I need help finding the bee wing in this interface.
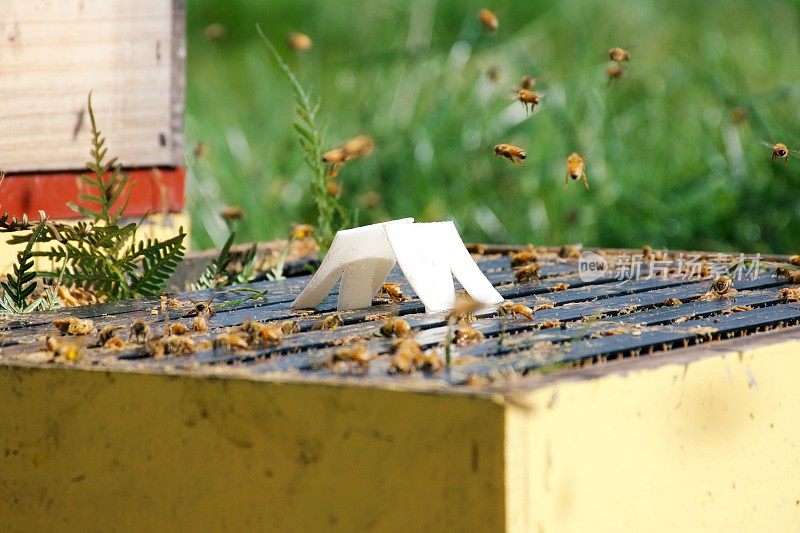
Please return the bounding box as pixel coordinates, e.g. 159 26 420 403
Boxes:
760 140 775 148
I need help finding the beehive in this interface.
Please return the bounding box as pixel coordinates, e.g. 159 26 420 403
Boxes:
0 0 187 272
1 246 799 531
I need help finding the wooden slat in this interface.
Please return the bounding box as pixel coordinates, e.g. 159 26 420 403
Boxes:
0 0 184 172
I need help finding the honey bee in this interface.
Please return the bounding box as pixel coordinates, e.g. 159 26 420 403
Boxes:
185 299 215 318
606 64 625 81
98 325 123 346
145 339 166 359
103 336 125 349
280 320 301 335
549 282 569 292
417 348 444 373
379 282 405 302
192 315 209 333
213 332 249 351
341 135 376 159
447 291 482 323
565 152 590 190
520 74 536 90
515 89 541 114
789 255 800 266
515 264 543 283
53 317 94 336
510 246 538 266
761 141 797 166
380 317 411 338
163 335 197 356
494 144 527 165
312 314 343 331
387 338 425 374
454 326 485 346
251 323 283 348
539 319 561 329
778 287 800 302
331 343 373 370
220 205 244 221
169 322 189 336
478 8 499 32
291 223 315 241
608 47 631 63
712 275 734 295
662 297 683 306
45 336 83 361
129 320 150 342
287 31 312 51
326 180 341 197
558 244 582 259
498 301 534 320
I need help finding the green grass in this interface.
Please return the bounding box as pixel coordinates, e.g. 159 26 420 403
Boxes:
185 0 800 253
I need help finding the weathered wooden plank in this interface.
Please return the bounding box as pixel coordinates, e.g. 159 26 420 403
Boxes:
0 0 184 171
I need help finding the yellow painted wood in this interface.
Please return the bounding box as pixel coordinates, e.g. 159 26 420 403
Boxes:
0 212 190 276
2 332 800 530
0 0 183 172
505 339 800 532
0 367 507 532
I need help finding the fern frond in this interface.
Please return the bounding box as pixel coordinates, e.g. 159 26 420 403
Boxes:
192 232 236 290
0 219 47 314
257 25 347 252
230 242 258 285
128 229 186 298
67 92 134 225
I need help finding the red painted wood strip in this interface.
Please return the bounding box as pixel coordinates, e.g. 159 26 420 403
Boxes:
0 168 185 220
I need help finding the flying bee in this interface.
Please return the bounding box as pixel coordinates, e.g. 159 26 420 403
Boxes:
291 223 315 240
606 64 625 81
220 205 244 221
761 141 797 166
565 152 590 190
494 144 527 165
326 180 341 197
287 31 312 51
486 66 502 82
447 292 482 323
520 74 536 90
515 264 543 284
129 320 150 342
608 47 631 63
478 8 499 32
46 336 83 361
498 301 534 321
379 282 405 302
515 89 541 114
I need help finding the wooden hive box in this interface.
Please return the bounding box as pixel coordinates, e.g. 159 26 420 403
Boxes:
1 247 799 531
0 0 187 272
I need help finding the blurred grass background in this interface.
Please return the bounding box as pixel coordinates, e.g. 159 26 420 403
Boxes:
185 0 800 253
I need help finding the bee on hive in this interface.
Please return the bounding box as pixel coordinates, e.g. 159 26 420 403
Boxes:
494 144 527 165
129 320 150 343
498 301 534 321
380 317 411 338
565 153 590 190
